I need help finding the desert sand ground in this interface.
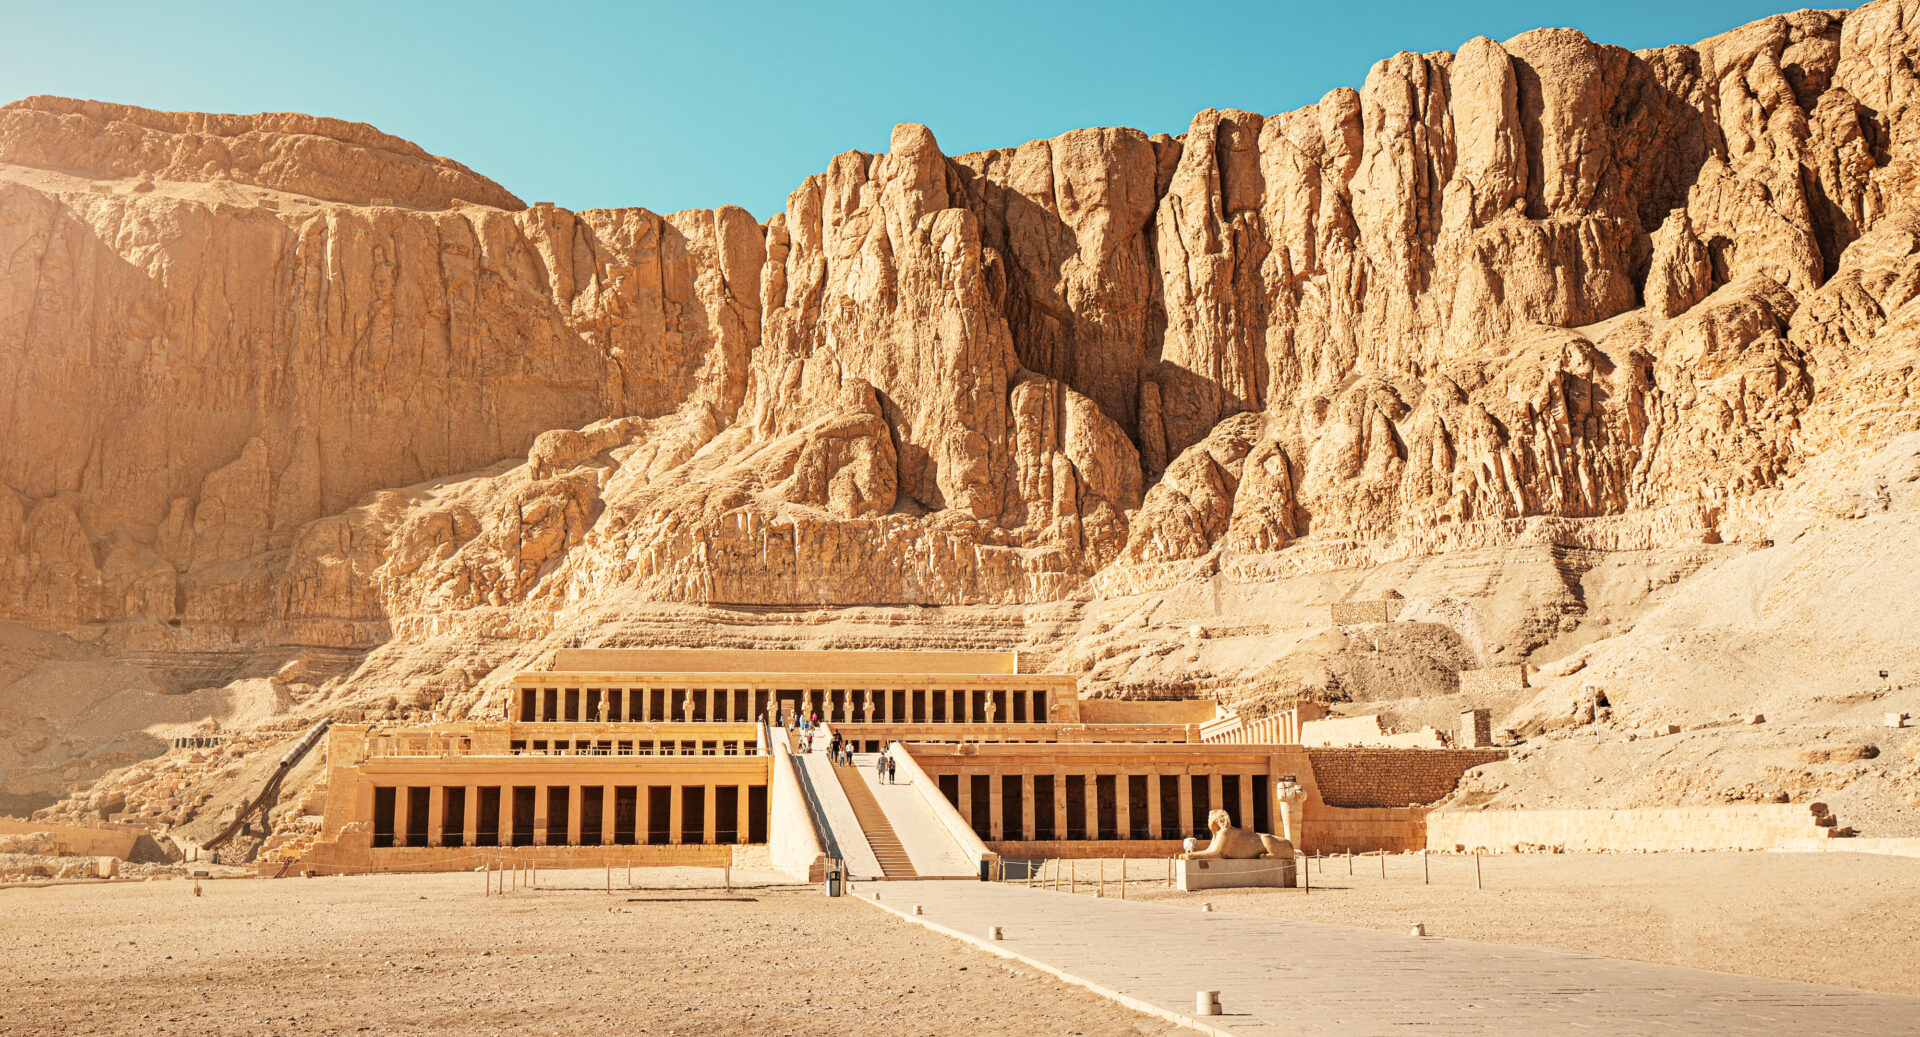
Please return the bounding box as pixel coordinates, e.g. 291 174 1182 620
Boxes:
1041 850 1920 995
0 866 1173 1037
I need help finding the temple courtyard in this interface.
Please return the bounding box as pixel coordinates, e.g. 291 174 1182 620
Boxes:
6 852 1919 1035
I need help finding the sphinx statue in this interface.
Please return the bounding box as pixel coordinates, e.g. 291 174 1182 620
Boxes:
1179 809 1294 860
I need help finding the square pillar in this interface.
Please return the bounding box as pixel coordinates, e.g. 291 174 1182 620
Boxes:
1054 770 1070 839
395 786 413 847
1083 775 1099 842
1147 772 1164 839
705 688 716 722
669 785 684 845
1116 772 1131 841
462 784 479 847
1177 773 1193 841
498 784 513 845
427 786 446 847
1238 773 1254 830
532 785 549 846
702 786 718 846
958 773 974 826
600 786 616 847
1020 773 1036 840
1208 773 1223 828
989 771 1004 839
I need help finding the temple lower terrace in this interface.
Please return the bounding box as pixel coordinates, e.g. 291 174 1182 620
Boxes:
297 650 1502 878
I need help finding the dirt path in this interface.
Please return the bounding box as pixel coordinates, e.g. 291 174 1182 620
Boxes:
1 867 1173 1036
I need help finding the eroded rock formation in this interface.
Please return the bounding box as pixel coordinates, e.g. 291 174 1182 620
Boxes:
5 3 1920 660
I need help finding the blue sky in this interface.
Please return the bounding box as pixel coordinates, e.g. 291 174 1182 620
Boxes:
2 0 1816 218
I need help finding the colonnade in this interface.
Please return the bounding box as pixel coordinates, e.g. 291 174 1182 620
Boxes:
934 769 1274 844
370 782 769 849
513 685 1056 725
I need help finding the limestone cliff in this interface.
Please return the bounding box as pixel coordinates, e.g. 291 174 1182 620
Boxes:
10 4 1920 830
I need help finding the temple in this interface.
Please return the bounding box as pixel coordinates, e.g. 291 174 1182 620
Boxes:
299 650 1504 878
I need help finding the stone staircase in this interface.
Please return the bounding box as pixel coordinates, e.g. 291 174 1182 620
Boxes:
830 759 917 878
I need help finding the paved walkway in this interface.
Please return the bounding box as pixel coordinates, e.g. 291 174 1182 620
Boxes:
863 880 1920 1036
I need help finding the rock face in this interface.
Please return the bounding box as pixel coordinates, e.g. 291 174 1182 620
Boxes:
5 4 1920 650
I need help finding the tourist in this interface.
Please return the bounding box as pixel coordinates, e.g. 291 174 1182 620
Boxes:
876 751 888 783
887 755 897 784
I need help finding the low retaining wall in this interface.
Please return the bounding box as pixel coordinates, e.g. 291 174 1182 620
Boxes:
1303 806 1428 854
1426 804 1836 853
1775 837 1920 858
0 817 145 859
1306 748 1507 809
988 839 1186 860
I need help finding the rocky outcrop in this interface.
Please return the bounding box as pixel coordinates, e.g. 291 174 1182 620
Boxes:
5 2 1920 646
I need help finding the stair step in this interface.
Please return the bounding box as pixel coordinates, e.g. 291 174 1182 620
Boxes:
829 759 918 879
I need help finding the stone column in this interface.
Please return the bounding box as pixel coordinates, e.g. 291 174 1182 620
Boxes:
702 786 717 846
1020 773 1036 841
1177 774 1193 841
427 786 445 847
394 786 413 848
1238 773 1255 830
637 786 651 845
1083 775 1099 842
863 691 875 724
988 771 1004 839
958 774 974 830
1147 773 1164 839
736 783 750 843
565 786 583 847
669 786 684 845
462 784 479 848
1116 773 1131 841
1208 773 1224 827
1054 770 1070 840
600 786 616 847
704 688 715 722
532 786 549 847
1276 780 1306 846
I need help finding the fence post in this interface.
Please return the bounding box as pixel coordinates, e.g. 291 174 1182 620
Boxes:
1423 850 1429 885
1120 855 1127 900
1475 851 1482 890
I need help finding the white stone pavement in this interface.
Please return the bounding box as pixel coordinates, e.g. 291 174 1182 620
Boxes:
863 879 1920 1036
853 751 974 877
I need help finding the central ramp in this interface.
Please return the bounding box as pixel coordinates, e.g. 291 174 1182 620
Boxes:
848 752 975 877
830 759 917 878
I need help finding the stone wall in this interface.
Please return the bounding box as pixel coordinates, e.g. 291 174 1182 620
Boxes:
1329 600 1405 626
1305 748 1508 809
1425 804 1838 853
1299 715 1449 748
0 817 144 858
1458 664 1529 698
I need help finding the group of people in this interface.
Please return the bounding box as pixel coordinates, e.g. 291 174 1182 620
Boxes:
779 710 900 781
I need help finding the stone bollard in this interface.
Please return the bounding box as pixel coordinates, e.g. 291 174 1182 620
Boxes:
914 904 923 915
1411 922 1426 937
1201 902 1214 912
1196 991 1222 1016
989 926 1003 941
1887 713 1910 729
